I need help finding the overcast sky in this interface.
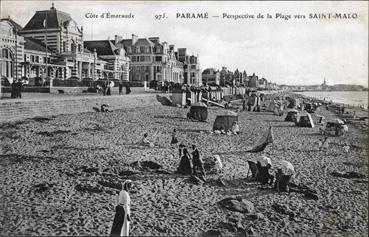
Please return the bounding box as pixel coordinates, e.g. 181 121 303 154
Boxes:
1 0 368 86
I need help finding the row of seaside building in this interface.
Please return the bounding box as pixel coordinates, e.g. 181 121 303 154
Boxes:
0 5 201 86
1 5 275 89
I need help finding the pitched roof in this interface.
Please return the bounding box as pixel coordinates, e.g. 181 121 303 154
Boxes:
24 37 52 53
84 40 117 56
0 18 23 31
21 8 73 31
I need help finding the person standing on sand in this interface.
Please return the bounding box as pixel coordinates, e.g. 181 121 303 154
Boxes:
177 146 192 175
111 180 132 236
171 129 179 146
192 144 206 179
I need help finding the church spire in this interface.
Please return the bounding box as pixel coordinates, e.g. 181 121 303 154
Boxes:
51 0 55 10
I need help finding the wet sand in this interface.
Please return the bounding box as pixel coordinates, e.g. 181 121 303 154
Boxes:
0 94 367 236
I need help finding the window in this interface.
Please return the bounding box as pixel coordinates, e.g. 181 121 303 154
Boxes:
127 47 132 53
140 46 145 53
71 43 76 53
155 56 162 62
131 56 137 62
139 56 145 62
136 47 140 53
31 55 35 62
145 56 151 62
145 46 150 53
35 56 39 63
43 57 47 63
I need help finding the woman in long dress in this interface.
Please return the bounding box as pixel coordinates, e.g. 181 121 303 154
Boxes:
111 180 132 236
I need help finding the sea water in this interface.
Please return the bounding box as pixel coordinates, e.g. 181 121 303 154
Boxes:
297 91 368 108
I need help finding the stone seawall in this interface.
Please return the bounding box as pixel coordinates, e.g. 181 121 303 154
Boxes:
0 94 161 123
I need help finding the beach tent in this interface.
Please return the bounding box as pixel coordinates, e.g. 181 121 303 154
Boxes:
284 109 299 122
187 104 208 121
213 113 239 131
295 112 315 128
156 95 173 106
323 119 348 136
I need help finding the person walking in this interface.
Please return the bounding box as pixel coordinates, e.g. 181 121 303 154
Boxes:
16 79 23 98
111 180 132 236
119 82 123 95
11 81 17 98
102 81 107 96
191 144 206 180
125 82 131 94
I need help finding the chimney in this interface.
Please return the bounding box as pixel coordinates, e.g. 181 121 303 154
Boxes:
148 37 160 44
132 34 138 45
178 48 186 56
115 35 123 45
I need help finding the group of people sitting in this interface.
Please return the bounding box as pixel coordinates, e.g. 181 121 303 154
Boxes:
247 156 295 192
93 104 112 113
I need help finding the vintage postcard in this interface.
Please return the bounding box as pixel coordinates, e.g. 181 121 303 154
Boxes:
0 0 368 236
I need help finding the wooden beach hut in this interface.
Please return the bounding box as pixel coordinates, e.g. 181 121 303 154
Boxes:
284 109 299 122
295 112 315 128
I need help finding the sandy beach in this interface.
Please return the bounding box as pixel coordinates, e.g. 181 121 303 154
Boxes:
0 94 367 236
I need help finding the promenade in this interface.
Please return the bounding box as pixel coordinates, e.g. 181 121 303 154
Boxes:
0 90 158 123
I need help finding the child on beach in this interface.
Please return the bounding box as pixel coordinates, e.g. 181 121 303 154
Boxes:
232 121 240 135
140 133 154 147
